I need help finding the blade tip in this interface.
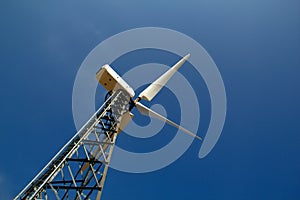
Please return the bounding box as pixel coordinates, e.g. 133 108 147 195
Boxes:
184 53 191 60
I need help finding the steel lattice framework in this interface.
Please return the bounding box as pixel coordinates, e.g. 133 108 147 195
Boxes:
15 90 131 200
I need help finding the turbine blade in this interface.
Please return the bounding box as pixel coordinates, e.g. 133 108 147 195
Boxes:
135 102 202 141
138 54 190 101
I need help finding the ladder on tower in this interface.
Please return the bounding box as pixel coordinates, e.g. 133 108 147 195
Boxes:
15 90 131 200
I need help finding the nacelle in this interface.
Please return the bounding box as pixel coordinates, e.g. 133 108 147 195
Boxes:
96 64 135 98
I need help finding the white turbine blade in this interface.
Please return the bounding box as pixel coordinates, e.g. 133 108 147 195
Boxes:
136 102 202 141
138 54 190 101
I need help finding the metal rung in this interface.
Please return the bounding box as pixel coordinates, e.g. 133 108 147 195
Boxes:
66 158 102 164
46 185 102 191
82 140 114 146
50 180 84 184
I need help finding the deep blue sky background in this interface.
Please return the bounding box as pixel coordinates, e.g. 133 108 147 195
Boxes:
1 0 300 199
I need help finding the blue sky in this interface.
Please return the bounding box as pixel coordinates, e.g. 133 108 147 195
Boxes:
0 0 300 199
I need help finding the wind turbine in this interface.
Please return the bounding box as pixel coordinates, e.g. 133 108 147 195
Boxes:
97 53 201 141
15 54 201 200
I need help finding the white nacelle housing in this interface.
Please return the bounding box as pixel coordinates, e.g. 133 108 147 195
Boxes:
96 64 135 98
